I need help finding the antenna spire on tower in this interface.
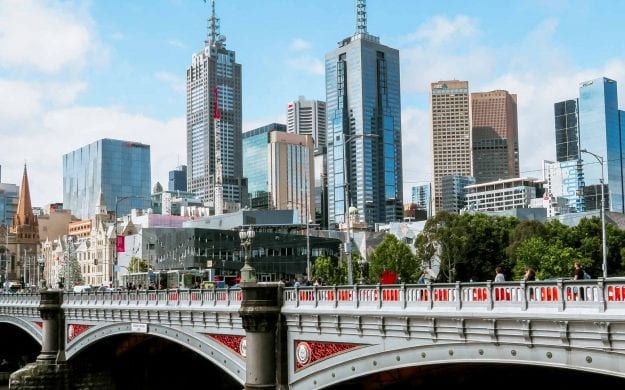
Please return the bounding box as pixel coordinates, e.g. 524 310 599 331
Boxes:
356 0 367 34
205 0 223 47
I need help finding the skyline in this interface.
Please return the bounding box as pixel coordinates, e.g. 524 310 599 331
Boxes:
2 0 625 207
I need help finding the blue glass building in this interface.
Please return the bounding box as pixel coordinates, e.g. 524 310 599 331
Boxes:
411 184 432 219
168 165 187 192
0 183 19 226
242 123 286 209
63 139 151 220
578 77 623 213
325 3 403 228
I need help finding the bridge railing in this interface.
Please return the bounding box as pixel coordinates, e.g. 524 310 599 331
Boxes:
283 278 625 312
62 288 242 308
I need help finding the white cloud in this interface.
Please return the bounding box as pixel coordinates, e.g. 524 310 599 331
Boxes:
0 0 97 73
155 71 185 93
167 39 186 49
287 56 324 75
289 38 311 51
405 15 478 46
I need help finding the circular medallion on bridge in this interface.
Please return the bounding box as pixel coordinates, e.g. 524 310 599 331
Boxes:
296 342 312 366
239 337 247 358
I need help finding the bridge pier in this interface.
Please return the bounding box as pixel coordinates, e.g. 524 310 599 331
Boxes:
239 282 284 389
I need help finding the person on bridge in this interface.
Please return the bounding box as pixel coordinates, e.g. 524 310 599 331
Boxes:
573 262 585 300
524 267 536 281
494 266 505 283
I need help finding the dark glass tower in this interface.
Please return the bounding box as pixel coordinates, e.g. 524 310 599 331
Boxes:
325 1 403 228
554 99 580 162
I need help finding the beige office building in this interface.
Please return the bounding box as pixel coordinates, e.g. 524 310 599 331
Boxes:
430 80 472 212
268 132 315 225
471 90 519 183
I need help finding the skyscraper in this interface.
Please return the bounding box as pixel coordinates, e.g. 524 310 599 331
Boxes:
287 96 328 227
242 123 286 209
287 96 327 155
430 80 472 213
325 0 403 228
168 165 187 192
578 77 623 212
554 99 580 162
268 132 314 225
471 90 519 183
63 139 151 220
187 1 245 210
411 184 432 219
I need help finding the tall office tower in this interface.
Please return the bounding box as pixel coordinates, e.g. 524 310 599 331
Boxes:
268 132 314 225
411 184 432 219
63 139 151 220
287 96 327 155
242 123 286 209
578 77 623 212
471 90 519 183
286 96 328 227
168 165 187 192
554 99 580 162
325 0 403 228
187 1 245 209
0 182 19 227
430 80 472 213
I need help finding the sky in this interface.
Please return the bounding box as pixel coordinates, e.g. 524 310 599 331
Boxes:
1 0 625 207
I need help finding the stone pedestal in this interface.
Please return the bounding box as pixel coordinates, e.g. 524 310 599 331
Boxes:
239 282 283 389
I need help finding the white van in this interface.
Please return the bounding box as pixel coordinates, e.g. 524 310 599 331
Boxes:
73 285 92 293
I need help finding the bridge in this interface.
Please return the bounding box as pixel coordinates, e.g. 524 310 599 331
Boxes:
2 279 625 388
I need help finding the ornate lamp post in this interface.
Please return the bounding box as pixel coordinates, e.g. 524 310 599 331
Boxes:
580 149 607 278
239 226 256 284
37 256 46 291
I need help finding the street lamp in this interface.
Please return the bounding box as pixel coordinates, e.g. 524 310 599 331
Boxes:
239 226 256 283
306 218 312 280
580 149 607 278
342 133 378 285
37 256 46 291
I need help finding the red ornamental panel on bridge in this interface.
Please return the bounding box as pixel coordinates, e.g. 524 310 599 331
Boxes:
68 324 92 342
295 341 363 370
206 334 247 358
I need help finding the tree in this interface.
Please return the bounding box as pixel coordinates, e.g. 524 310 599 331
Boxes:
370 234 419 283
128 257 148 273
311 256 346 285
63 240 83 288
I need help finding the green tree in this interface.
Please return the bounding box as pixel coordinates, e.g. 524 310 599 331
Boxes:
128 257 148 273
370 234 419 283
63 241 83 288
513 236 585 280
311 256 346 285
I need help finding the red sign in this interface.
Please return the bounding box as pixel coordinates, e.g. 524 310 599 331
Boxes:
380 270 397 284
116 235 125 253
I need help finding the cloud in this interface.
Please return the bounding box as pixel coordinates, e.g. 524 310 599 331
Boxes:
0 0 97 73
287 56 324 75
155 71 185 93
405 15 478 46
167 39 186 49
289 38 311 51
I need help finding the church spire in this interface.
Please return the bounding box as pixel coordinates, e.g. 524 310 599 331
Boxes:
11 163 39 243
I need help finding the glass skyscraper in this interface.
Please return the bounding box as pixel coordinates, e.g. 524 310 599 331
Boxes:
168 165 187 192
325 2 403 228
63 138 151 220
554 99 580 162
186 3 244 209
0 183 19 227
411 184 432 219
578 77 623 212
242 123 286 209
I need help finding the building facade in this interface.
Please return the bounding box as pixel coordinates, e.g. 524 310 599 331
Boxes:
242 123 286 209
578 77 623 213
471 90 519 183
168 165 187 192
554 99 580 162
430 80 472 213
0 182 19 227
542 160 584 213
465 177 545 212
441 175 475 213
411 184 432 220
186 3 245 209
325 1 403 228
268 132 315 225
62 138 151 220
287 96 327 155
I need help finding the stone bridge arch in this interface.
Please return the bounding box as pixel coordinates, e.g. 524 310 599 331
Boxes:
64 322 246 385
0 314 42 345
291 341 625 389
